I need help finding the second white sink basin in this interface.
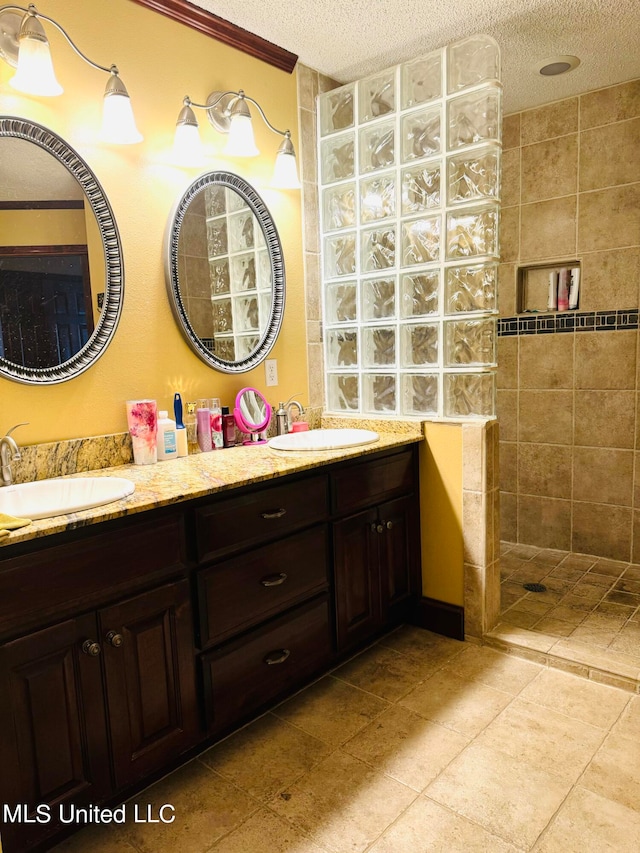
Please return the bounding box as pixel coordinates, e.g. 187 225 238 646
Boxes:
268 428 379 451
0 476 136 521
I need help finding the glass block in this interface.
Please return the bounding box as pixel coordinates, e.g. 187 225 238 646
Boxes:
402 373 439 415
256 249 272 289
400 270 439 317
236 334 259 360
402 217 440 266
444 318 496 366
209 259 230 295
230 253 256 291
255 223 266 248
363 374 396 413
205 185 226 217
447 86 501 150
444 372 495 417
446 204 498 259
445 263 497 314
326 328 358 367
259 292 271 325
362 276 396 321
320 133 355 184
319 84 355 135
401 51 442 109
363 326 396 367
401 107 441 162
212 298 232 333
325 233 356 278
215 337 235 361
327 373 359 411
361 226 396 272
359 122 395 173
234 295 259 332
401 323 439 366
323 183 356 230
447 35 500 94
227 188 247 212
228 211 254 251
401 163 441 213
206 218 227 257
326 281 357 323
448 145 500 205
361 173 396 223
359 70 396 122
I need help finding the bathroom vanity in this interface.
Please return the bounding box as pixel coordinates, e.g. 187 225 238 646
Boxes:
0 436 420 852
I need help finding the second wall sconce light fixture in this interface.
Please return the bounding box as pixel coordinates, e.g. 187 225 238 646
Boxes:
174 89 301 189
0 3 142 143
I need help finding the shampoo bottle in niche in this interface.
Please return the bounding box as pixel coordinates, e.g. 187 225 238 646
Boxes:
197 400 212 452
557 268 570 311
157 411 178 460
568 266 580 310
547 270 558 311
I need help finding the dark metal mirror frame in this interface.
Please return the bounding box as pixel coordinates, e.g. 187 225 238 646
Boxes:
0 116 124 385
164 170 285 374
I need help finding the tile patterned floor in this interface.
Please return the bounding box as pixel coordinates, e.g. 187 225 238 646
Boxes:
52 625 640 853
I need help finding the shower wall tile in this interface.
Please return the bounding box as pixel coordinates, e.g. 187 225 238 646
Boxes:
519 334 574 389
520 196 577 260
499 206 520 263
579 118 640 191
575 331 637 390
502 112 521 150
497 337 517 388
633 511 640 565
573 447 634 506
499 441 517 492
520 97 578 145
521 134 578 203
518 495 572 551
496 390 517 441
578 184 640 252
574 390 635 448
497 263 517 318
518 390 573 444
580 79 640 129
518 443 572 500
501 148 520 207
580 248 640 312
500 491 517 541
572 503 632 562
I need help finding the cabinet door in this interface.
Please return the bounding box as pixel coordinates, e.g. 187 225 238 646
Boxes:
333 508 381 652
99 579 199 790
379 495 419 625
0 615 111 853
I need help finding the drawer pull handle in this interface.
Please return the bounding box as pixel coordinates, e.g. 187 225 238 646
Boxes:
81 639 101 657
264 649 291 665
386 520 394 530
261 508 287 519
105 630 124 647
376 523 384 534
261 572 288 587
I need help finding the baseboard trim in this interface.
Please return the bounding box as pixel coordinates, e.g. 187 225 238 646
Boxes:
412 597 465 641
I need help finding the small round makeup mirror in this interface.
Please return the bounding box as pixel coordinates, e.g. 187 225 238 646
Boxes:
234 387 271 445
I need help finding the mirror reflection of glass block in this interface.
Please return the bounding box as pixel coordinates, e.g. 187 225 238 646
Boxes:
320 133 355 184
363 326 396 367
444 372 495 417
326 328 358 367
236 335 260 360
257 249 272 289
401 51 442 108
362 277 396 320
259 292 271 326
209 259 230 295
448 87 501 149
401 163 441 213
206 218 227 257
401 108 441 162
327 373 359 411
444 318 496 366
323 183 356 230
231 253 257 291
205 185 226 217
215 337 235 361
402 217 440 266
447 35 500 94
212 298 232 333
445 263 497 314
319 84 355 135
326 281 357 323
364 374 396 413
235 295 259 332
361 173 396 223
228 211 254 251
359 70 396 122
446 205 498 259
402 373 439 415
361 227 396 272
448 145 500 204
325 233 357 278
400 270 439 317
255 224 266 248
227 188 248 212
359 122 395 173
401 323 438 366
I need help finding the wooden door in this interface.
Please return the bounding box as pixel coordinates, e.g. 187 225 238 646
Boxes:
378 495 419 625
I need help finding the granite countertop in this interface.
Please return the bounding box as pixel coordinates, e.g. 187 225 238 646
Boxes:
0 429 422 550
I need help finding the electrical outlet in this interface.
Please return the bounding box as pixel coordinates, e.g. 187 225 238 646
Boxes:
265 359 278 386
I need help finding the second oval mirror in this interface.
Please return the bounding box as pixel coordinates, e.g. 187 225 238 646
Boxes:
164 171 285 373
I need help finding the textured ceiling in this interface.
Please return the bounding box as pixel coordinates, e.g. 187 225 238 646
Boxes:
192 0 640 113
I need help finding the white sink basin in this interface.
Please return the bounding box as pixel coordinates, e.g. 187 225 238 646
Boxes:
268 428 379 452
0 476 136 521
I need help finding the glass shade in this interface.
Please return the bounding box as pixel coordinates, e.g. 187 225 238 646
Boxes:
10 33 63 96
101 91 143 145
172 122 204 167
224 113 259 157
271 150 301 189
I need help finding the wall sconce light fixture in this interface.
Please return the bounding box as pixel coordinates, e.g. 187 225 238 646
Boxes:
174 89 301 189
0 3 142 144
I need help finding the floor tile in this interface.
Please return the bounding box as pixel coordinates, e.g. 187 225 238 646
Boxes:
209 807 329 853
501 608 540 629
51 824 137 853
440 644 541 694
581 728 640 812
534 616 576 636
332 642 437 702
611 693 640 740
269 750 416 853
426 742 570 849
377 624 464 665
343 704 469 791
487 624 555 652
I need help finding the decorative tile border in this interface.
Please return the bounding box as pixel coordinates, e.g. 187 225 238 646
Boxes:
498 310 639 337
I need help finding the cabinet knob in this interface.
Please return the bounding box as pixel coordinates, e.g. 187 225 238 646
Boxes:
376 523 384 534
81 639 101 657
261 508 287 520
260 572 288 587
105 631 124 647
385 520 394 530
263 648 291 665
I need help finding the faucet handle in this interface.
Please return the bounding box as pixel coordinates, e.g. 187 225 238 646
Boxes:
5 422 29 437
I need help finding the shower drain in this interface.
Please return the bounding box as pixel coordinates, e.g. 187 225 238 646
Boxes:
523 582 547 593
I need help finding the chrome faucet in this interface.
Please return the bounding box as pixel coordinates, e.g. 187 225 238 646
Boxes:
275 396 305 436
285 398 305 432
0 423 28 487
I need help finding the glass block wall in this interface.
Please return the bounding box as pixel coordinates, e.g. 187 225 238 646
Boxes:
318 35 502 418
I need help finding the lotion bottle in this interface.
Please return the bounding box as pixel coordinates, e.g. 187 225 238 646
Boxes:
197 401 212 452
157 411 178 460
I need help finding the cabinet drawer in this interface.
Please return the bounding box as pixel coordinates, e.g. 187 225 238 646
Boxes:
202 595 331 733
194 475 328 562
198 525 329 647
330 448 415 515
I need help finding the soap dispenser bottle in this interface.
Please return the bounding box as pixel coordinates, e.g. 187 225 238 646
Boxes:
276 402 288 436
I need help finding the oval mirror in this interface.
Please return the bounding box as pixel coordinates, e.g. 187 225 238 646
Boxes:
0 117 123 384
164 171 285 373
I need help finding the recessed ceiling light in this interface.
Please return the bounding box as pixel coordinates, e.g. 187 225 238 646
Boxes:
539 55 580 76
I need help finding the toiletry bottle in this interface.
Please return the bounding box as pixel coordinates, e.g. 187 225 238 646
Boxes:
276 402 288 435
185 402 199 454
157 410 178 460
568 267 580 310
173 392 189 457
557 268 570 311
547 270 558 311
222 406 236 447
210 397 224 449
197 400 213 452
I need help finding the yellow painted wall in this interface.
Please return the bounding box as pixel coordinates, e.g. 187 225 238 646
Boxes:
0 208 87 245
420 423 464 606
0 0 306 444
